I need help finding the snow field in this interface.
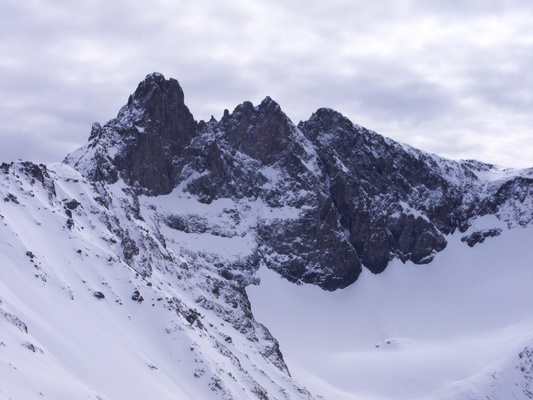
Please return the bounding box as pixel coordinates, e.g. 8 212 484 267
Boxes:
248 221 533 399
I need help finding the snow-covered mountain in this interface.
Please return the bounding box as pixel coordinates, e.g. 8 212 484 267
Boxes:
1 72 533 399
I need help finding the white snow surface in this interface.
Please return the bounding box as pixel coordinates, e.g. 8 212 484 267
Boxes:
248 220 533 399
2 159 533 399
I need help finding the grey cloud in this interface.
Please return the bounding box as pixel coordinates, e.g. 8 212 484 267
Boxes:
414 0 533 16
1 0 533 168
461 50 533 112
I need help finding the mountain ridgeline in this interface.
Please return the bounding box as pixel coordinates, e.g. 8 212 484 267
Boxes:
66 72 533 290
3 72 533 399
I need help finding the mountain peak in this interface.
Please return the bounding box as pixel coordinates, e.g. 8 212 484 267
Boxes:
66 73 197 195
300 107 354 133
258 95 280 111
220 96 296 166
127 72 185 111
65 73 533 276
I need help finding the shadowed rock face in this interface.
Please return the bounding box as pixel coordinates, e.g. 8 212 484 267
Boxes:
298 108 455 273
222 98 293 165
116 73 197 194
81 73 196 194
65 73 533 290
189 96 363 290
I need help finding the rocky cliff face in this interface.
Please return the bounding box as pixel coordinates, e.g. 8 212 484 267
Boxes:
66 72 533 291
74 73 196 194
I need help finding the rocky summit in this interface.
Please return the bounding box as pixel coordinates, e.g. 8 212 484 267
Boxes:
66 72 533 290
2 73 533 399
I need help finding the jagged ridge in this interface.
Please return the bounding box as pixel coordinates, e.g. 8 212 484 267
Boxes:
66 72 533 289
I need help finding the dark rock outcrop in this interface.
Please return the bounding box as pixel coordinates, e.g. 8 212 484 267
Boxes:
93 291 105 299
461 228 502 247
67 73 196 195
298 108 460 272
113 73 196 194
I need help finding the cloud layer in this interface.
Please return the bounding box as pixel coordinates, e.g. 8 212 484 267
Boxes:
1 0 532 167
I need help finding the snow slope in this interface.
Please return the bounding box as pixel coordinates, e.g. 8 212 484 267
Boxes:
2 160 533 399
2 159 533 400
248 218 533 399
0 162 310 399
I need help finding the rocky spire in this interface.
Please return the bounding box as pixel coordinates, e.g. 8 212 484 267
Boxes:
66 73 197 195
113 73 197 194
220 96 296 165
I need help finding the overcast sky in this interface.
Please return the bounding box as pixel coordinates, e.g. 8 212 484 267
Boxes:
1 0 533 168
